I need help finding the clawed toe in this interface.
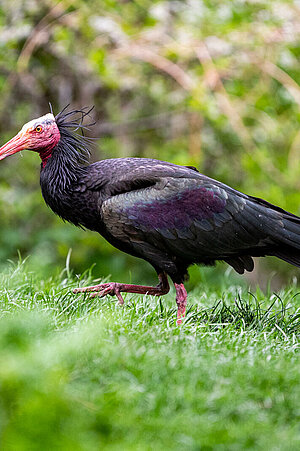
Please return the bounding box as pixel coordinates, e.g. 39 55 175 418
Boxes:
73 282 125 305
90 285 113 298
73 283 110 294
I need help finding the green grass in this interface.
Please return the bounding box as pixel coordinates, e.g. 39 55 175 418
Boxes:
0 261 299 450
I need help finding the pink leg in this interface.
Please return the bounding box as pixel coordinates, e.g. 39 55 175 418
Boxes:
73 273 170 305
174 283 187 325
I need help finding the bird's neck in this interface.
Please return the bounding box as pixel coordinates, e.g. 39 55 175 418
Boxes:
40 142 80 188
39 147 54 168
39 141 86 220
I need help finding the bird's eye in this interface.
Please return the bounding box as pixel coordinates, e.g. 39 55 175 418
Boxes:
35 125 43 133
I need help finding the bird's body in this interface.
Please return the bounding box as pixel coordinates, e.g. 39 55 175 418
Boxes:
41 152 300 280
1 108 300 324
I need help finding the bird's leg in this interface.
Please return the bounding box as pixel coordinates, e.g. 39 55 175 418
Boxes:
73 272 170 305
174 283 187 325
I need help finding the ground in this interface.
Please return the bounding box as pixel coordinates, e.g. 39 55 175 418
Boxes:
0 261 299 450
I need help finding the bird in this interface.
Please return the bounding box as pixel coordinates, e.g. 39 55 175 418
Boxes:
1 107 300 325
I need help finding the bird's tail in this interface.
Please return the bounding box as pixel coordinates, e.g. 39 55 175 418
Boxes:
251 196 300 268
271 248 300 267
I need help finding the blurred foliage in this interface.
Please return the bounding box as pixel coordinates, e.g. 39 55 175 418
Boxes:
0 0 300 283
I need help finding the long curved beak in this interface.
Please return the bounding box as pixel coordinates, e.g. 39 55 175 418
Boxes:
0 132 29 161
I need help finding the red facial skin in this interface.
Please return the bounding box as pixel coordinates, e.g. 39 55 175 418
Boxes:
0 115 60 168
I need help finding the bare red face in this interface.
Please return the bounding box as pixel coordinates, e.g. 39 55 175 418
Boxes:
0 113 60 165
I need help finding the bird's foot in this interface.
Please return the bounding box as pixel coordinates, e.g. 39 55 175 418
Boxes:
73 282 125 304
73 273 170 306
74 276 187 325
174 283 187 326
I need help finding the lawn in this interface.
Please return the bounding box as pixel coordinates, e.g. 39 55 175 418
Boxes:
0 261 299 450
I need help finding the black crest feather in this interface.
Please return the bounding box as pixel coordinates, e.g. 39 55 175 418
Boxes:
54 106 95 167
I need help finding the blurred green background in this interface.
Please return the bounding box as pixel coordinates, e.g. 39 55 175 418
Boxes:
1 0 300 287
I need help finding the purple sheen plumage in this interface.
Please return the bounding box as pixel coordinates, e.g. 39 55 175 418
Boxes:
125 187 226 230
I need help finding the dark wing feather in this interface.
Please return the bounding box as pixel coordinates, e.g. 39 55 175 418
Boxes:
82 157 203 191
100 176 280 271
81 157 300 274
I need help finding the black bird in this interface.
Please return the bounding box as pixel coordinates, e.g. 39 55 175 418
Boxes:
1 108 300 324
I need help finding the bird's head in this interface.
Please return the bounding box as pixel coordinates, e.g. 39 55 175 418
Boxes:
0 107 92 168
0 113 60 162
